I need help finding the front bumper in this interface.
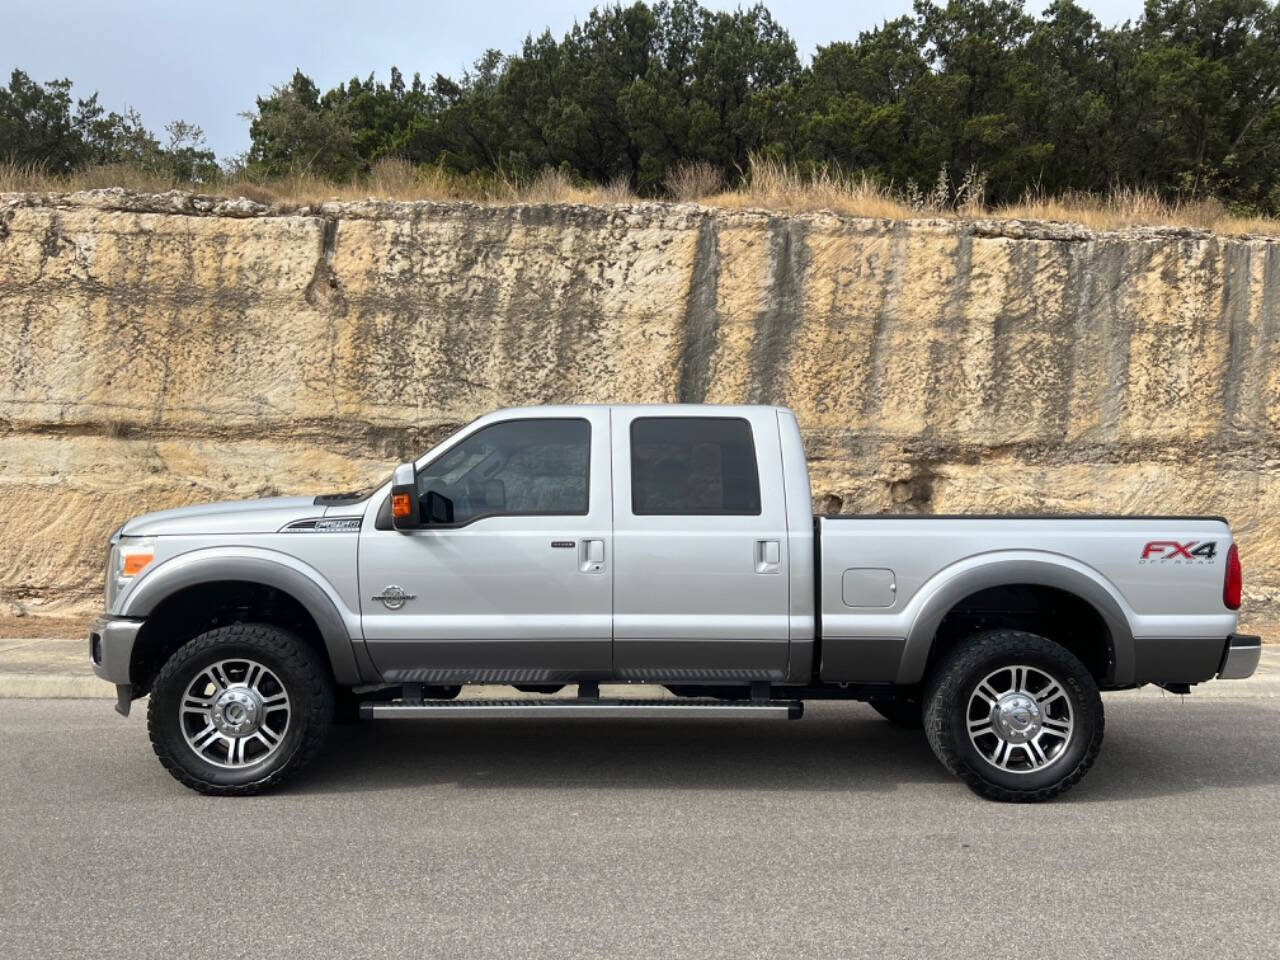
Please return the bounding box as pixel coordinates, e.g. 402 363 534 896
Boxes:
1218 633 1261 680
89 615 145 716
89 616 145 714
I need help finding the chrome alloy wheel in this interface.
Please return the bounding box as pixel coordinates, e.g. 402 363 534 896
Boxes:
179 658 291 769
966 664 1074 774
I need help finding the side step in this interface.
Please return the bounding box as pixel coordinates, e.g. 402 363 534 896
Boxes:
361 698 803 720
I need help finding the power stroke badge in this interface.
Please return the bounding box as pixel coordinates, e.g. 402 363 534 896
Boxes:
371 585 416 609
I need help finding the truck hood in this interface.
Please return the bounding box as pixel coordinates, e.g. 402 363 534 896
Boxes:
119 496 323 537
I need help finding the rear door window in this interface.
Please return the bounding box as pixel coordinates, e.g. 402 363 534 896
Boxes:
630 417 761 516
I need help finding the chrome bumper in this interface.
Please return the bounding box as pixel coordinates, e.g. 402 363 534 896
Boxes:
89 615 145 716
1218 633 1261 680
88 615 144 686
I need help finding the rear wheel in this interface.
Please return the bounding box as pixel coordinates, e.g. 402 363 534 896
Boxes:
147 623 334 795
923 629 1103 802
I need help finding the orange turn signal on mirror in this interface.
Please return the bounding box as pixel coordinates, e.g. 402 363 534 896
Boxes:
121 552 154 577
392 493 411 518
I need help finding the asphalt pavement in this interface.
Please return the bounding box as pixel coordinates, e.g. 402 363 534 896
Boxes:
1 696 1277 960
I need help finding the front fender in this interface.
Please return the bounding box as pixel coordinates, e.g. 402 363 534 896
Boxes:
118 546 364 685
898 551 1137 686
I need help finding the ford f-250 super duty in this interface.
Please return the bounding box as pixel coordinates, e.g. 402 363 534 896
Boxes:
90 404 1261 801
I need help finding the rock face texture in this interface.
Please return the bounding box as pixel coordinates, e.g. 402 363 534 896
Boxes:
1 190 1278 626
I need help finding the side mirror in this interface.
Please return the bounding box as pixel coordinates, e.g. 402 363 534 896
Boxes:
424 490 455 525
390 463 421 531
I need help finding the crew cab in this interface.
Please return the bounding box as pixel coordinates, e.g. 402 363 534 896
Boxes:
90 404 1261 801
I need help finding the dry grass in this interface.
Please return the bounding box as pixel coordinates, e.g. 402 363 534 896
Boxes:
0 157 634 207
665 160 724 202
708 155 915 220
596 175 637 204
994 185 1279 235
218 159 514 205
223 160 638 207
513 166 634 204
0 160 184 194
4 156 1277 236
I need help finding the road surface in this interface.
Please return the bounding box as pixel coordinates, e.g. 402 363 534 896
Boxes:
1 697 1277 959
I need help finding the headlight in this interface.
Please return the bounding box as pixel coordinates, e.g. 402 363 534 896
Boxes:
106 537 155 611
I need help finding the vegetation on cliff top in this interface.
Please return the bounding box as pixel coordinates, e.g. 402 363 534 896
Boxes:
4 154 1277 236
2 0 1279 233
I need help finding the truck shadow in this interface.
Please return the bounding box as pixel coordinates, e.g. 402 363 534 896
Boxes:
302 703 945 795
293 700 1280 802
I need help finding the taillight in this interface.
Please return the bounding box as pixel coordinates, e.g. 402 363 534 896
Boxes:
1224 543 1242 610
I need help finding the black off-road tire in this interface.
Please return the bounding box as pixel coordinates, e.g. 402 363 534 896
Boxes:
923 629 1104 803
147 623 334 796
869 697 923 728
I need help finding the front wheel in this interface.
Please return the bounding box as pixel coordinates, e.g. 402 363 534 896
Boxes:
147 623 334 795
923 629 1104 803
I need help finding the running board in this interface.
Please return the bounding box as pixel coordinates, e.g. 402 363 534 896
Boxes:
360 698 803 720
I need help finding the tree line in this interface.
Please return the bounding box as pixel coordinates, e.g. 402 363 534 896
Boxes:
0 71 218 181
4 1 1279 214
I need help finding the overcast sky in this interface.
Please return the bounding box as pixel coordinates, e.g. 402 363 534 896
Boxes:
4 1 1147 160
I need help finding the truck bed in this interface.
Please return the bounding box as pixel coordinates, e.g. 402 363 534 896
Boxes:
815 514 1236 688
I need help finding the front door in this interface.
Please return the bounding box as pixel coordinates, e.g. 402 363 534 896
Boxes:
609 408 791 681
358 409 613 684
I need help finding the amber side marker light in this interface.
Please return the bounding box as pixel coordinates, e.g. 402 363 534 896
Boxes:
392 493 412 518
122 551 154 577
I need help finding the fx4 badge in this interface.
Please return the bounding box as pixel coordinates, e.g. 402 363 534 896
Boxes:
372 585 416 610
1139 541 1218 564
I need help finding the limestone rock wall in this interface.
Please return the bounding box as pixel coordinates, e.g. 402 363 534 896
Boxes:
2 190 1278 626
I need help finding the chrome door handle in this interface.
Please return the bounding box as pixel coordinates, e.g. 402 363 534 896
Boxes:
580 539 606 574
755 539 781 574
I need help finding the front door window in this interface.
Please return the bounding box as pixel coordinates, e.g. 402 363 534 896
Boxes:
417 418 591 526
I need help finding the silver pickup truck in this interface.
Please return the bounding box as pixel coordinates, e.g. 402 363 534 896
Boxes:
90 404 1260 801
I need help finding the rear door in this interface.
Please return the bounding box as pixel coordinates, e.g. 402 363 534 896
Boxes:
610 407 791 680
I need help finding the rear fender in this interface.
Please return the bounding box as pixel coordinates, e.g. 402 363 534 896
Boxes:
899 553 1136 686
